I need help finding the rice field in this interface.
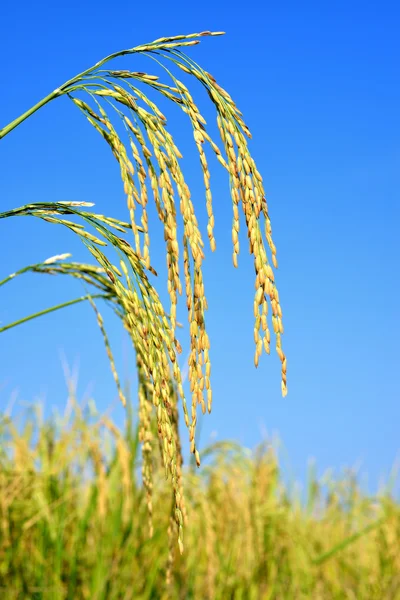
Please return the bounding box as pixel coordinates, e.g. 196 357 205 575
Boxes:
1 396 399 599
1 30 399 600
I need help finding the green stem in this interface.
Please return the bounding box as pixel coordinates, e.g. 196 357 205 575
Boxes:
0 293 105 333
0 266 31 287
0 46 137 140
0 89 62 140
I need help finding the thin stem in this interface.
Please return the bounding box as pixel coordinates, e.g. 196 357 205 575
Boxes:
0 293 106 333
0 266 31 287
0 90 61 140
0 47 137 140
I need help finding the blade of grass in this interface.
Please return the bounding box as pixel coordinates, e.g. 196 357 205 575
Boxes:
0 293 110 334
312 517 385 565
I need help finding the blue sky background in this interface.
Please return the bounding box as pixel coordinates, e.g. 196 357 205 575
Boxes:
1 0 399 492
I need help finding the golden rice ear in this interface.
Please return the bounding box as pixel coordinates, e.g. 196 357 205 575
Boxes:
1 31 286 553
63 31 286 413
67 32 285 547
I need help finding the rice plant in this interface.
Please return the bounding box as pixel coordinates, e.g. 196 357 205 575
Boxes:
1 32 287 551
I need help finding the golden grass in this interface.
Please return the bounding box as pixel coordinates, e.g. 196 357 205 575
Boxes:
0 399 398 599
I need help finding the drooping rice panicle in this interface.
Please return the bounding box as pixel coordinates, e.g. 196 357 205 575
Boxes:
0 31 287 552
65 33 286 400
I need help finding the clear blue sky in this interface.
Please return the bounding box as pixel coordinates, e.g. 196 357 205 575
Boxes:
1 0 399 492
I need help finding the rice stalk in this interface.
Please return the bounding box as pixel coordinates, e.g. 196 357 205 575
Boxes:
1 29 286 393
1 32 288 551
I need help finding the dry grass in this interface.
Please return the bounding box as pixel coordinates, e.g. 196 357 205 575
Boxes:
0 398 399 599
